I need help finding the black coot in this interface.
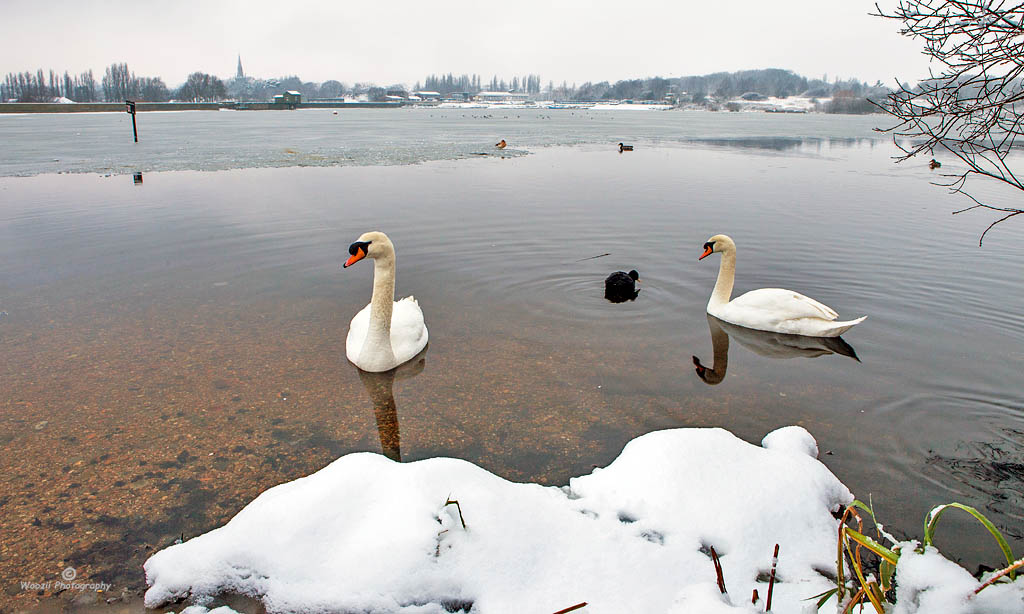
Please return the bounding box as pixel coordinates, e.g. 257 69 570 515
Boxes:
605 269 640 303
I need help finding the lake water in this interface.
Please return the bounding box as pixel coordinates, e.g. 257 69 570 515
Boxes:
0 108 1022 604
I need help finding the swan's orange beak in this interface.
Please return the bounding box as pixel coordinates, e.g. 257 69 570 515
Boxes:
699 245 713 260
344 247 366 268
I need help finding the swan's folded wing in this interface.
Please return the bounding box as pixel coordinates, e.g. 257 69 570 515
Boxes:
345 303 372 364
729 288 840 322
390 296 429 362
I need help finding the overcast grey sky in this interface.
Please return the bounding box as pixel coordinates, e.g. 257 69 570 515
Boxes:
2 1 930 88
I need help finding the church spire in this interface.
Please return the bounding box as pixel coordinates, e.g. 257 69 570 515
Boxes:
236 55 244 79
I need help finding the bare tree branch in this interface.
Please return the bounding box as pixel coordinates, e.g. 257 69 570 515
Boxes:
873 1 1024 245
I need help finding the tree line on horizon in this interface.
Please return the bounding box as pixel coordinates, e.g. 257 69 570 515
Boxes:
560 68 887 107
412 69 886 112
1 63 227 103
2 69 100 102
415 73 543 94
1 64 888 113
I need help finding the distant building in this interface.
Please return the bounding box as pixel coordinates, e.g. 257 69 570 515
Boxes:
414 91 441 100
474 91 531 103
236 55 244 79
273 91 302 106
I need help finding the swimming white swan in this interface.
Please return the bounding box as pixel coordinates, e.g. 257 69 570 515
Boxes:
699 234 865 338
344 231 428 372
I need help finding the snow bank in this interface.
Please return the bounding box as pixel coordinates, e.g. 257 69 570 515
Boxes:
727 96 819 112
177 607 243 614
145 426 852 613
892 545 1024 614
143 425 1024 613
436 102 488 109
761 425 819 458
589 103 672 111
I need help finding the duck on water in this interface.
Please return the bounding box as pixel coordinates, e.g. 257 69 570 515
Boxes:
605 269 640 303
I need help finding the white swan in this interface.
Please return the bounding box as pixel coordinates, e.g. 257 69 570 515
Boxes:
343 231 428 372
699 234 865 338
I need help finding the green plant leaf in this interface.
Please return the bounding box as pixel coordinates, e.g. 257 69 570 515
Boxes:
849 499 877 521
865 580 887 612
880 559 896 591
845 528 900 565
925 503 1015 578
808 587 838 610
844 540 888 613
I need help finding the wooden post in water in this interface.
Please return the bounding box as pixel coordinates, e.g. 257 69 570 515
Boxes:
125 100 138 142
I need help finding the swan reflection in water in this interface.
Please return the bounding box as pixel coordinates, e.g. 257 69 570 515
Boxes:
355 346 428 461
693 315 859 385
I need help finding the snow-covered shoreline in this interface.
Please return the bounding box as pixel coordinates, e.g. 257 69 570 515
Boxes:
432 101 672 111
144 423 1024 613
145 426 855 613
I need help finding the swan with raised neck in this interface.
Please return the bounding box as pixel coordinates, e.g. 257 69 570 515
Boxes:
344 231 428 372
698 234 865 338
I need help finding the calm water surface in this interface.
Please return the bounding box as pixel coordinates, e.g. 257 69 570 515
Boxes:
0 110 1022 605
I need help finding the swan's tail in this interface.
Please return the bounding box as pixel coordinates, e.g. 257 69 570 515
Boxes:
826 315 866 337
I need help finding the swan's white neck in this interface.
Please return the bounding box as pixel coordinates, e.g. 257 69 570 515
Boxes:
708 249 735 310
361 252 396 366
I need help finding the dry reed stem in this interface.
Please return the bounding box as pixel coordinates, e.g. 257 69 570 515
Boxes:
551 602 588 614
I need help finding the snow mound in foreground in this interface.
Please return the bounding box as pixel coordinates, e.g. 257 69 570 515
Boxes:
177 607 242 614
761 425 819 458
892 545 1024 614
145 427 855 613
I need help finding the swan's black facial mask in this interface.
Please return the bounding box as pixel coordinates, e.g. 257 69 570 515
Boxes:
699 241 715 260
344 241 372 268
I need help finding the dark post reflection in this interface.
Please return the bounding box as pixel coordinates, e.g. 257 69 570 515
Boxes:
693 314 859 385
355 347 427 461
